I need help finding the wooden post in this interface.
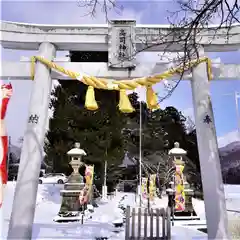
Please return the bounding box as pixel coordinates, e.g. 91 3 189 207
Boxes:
156 208 160 238
137 207 141 238
161 208 165 238
150 208 154 238
144 208 148 238
131 207 135 237
125 206 130 240
166 207 171 239
125 207 169 239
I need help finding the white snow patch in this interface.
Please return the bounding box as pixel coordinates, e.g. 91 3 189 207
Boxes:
1 182 240 239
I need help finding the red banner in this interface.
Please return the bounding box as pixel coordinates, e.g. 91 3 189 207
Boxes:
0 83 12 184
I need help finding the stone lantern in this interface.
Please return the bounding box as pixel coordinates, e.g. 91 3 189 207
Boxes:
168 142 186 166
168 142 188 188
166 142 198 219
54 142 86 222
67 142 86 183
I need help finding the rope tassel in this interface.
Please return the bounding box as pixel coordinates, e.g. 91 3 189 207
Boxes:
85 86 98 111
30 56 36 80
118 89 134 113
146 86 160 110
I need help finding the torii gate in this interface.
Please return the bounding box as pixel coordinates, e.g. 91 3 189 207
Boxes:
1 20 240 239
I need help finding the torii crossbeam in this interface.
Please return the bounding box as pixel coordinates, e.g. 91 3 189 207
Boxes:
1 60 240 81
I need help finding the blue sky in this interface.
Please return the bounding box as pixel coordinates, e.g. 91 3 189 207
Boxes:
1 0 240 147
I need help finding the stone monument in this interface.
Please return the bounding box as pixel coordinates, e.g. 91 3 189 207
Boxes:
166 142 199 220
54 142 86 222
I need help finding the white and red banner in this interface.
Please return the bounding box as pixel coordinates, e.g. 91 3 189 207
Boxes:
85 165 94 186
0 83 12 208
79 165 94 205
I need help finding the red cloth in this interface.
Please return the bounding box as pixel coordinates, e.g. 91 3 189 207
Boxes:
0 136 8 184
1 83 12 119
0 83 12 184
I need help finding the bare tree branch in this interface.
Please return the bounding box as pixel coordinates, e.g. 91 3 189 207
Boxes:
185 116 196 133
76 0 239 101
77 0 123 21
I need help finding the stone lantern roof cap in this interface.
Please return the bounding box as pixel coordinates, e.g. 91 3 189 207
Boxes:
168 142 187 155
67 142 87 156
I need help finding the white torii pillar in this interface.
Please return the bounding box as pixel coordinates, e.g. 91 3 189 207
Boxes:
191 48 229 239
7 42 56 239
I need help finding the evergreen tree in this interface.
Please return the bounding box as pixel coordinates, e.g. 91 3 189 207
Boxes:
183 129 202 190
44 81 126 181
122 99 201 190
123 100 183 168
45 84 201 191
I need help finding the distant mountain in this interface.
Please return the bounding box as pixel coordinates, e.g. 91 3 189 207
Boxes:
218 130 240 148
219 141 240 155
219 141 240 184
8 140 239 183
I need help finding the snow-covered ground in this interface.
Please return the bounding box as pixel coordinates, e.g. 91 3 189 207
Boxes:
1 183 240 239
